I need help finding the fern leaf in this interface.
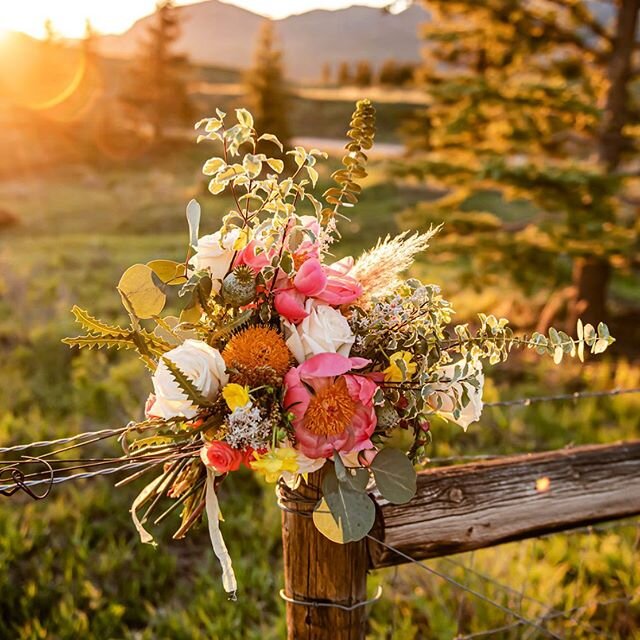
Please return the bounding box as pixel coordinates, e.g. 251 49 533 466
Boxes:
70 305 129 337
161 357 212 407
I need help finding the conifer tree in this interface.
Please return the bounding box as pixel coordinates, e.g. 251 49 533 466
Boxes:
337 61 352 86
354 60 373 87
244 20 291 152
122 0 193 144
402 0 640 328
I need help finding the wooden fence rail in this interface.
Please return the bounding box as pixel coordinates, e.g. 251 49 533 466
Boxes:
281 440 640 639
369 440 640 568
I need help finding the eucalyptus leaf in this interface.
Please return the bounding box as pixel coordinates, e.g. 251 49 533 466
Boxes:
117 264 166 320
370 448 417 504
313 469 375 543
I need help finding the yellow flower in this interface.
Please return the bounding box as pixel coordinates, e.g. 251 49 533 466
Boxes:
222 383 250 411
383 351 417 382
251 448 299 483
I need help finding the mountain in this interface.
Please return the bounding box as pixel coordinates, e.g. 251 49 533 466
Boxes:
96 1 429 80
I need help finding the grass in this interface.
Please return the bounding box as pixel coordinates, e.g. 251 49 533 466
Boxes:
0 145 638 639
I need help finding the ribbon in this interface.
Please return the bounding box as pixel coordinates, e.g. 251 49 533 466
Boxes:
206 469 237 598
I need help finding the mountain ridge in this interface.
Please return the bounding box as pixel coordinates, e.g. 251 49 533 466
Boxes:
95 0 429 80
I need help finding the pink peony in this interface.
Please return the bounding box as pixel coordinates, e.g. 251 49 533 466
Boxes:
284 353 378 459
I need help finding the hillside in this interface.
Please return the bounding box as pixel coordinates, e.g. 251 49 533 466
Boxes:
96 1 429 80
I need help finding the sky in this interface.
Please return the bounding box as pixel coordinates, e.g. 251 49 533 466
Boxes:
0 0 395 39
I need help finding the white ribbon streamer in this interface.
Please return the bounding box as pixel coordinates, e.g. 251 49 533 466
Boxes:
206 469 238 598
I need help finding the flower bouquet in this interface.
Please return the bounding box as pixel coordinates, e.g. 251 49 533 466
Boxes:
64 101 614 596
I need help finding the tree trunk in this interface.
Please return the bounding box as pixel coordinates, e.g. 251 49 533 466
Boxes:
568 256 611 330
570 0 640 326
281 468 369 640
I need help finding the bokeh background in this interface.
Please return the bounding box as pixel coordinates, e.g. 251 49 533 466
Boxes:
0 1 639 638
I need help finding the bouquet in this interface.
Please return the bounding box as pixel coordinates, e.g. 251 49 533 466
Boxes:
64 101 614 596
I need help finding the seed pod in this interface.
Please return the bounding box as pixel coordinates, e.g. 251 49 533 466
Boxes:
221 266 257 307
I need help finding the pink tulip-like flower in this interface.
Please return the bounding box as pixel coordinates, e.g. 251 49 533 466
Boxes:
315 257 363 306
275 288 309 323
293 258 327 297
234 239 272 273
284 353 378 459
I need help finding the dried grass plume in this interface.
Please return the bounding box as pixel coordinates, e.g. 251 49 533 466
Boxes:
351 227 441 303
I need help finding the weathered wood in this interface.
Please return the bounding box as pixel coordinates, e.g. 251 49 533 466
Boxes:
369 440 640 568
281 467 369 640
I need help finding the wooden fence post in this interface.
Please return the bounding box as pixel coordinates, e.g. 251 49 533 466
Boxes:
281 467 370 640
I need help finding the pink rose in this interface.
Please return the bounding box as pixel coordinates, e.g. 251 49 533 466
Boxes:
275 288 309 323
293 258 327 297
315 257 362 306
200 441 243 473
284 353 378 459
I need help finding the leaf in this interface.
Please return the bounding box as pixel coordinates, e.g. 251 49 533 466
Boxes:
370 448 416 504
208 178 226 195
307 166 319 186
236 108 254 129
202 158 225 176
118 264 166 320
343 467 370 493
312 468 375 543
258 133 283 152
62 334 138 351
69 305 128 337
266 158 284 173
147 260 187 286
161 357 212 407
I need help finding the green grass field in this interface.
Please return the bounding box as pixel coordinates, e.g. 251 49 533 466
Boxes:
0 145 639 639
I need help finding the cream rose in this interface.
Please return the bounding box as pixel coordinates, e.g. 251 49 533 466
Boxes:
190 228 241 292
283 300 355 364
150 339 228 419
427 359 484 430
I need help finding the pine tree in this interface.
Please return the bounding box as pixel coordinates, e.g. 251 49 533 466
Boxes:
337 61 352 86
321 62 332 86
402 0 640 328
354 60 373 87
244 20 291 151
122 0 193 144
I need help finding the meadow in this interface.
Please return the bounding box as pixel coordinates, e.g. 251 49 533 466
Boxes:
0 138 639 639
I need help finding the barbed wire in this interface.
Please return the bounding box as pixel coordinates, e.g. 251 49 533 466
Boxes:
484 386 640 408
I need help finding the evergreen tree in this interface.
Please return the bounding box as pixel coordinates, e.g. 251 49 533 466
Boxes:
244 20 291 151
337 61 352 86
402 0 640 328
354 60 373 87
122 0 193 144
321 62 332 86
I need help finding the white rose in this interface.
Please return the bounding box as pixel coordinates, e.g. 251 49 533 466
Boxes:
150 339 228 419
190 228 241 292
428 359 484 430
283 300 355 364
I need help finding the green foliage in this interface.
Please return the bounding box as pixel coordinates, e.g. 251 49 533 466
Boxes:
402 0 640 325
322 98 376 226
313 464 376 543
369 447 416 504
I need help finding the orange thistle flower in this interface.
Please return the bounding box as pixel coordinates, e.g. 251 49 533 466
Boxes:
222 325 292 386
